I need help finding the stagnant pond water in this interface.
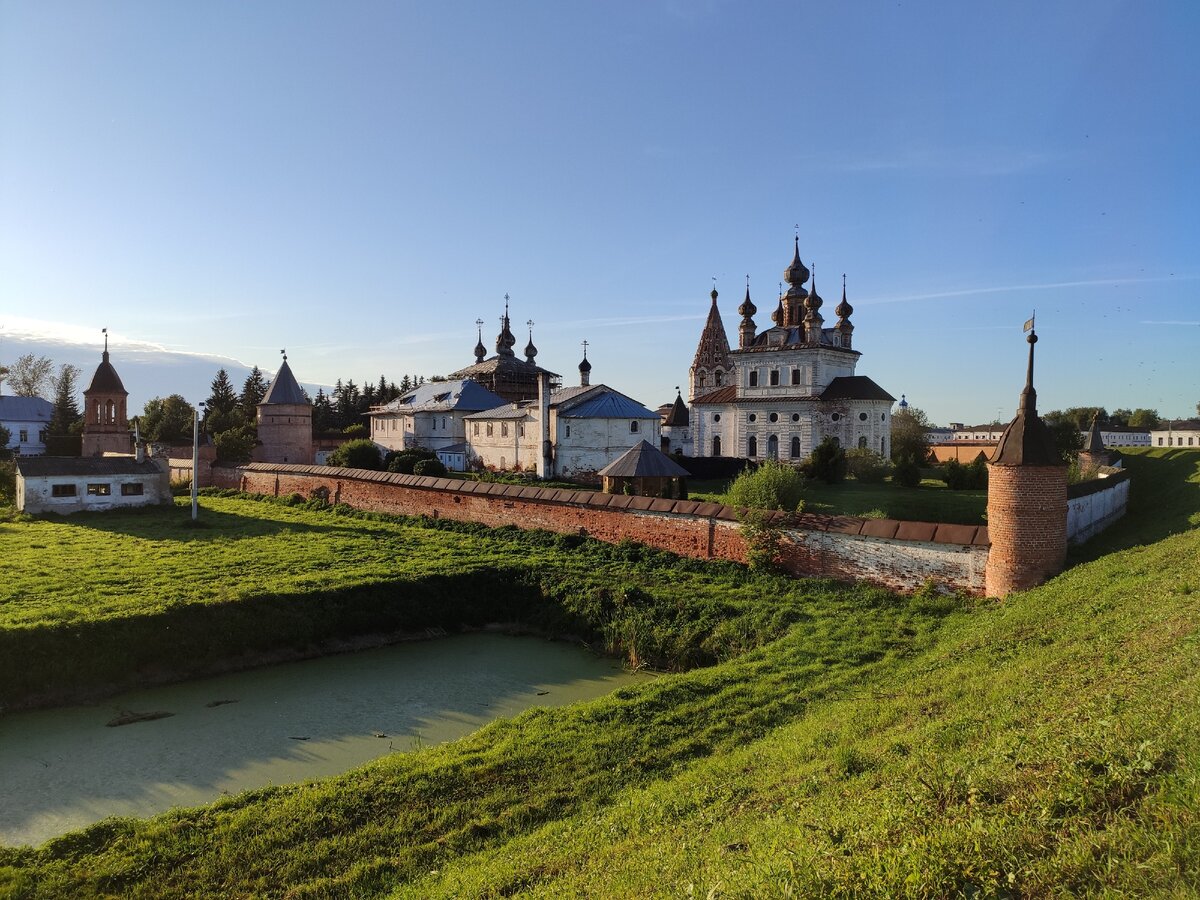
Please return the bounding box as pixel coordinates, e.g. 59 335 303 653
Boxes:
0 633 647 847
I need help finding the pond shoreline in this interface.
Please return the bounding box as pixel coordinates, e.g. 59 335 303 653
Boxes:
3 621 600 715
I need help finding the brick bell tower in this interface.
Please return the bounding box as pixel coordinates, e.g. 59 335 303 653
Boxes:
81 330 132 457
984 326 1068 598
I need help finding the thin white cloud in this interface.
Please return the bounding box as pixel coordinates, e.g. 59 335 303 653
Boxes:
859 275 1198 306
1140 320 1200 326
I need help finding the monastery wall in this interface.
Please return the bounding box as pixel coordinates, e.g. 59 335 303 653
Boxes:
1066 470 1131 545
213 463 992 595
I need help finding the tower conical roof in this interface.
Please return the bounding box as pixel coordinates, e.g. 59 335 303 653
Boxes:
991 331 1062 467
85 349 127 395
692 288 732 370
261 357 309 405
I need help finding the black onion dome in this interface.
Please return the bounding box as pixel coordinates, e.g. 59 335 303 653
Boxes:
805 270 823 311
783 236 810 287
578 355 592 374
737 285 757 318
835 280 853 319
525 337 538 361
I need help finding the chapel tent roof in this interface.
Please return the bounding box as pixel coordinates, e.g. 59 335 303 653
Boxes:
597 440 691 478
16 456 161 478
85 351 127 395
663 393 689 427
0 396 54 422
260 359 309 405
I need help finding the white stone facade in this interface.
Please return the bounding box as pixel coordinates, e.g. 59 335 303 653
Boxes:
16 457 171 515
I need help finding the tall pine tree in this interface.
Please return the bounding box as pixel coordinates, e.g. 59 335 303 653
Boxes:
48 364 82 434
239 366 268 420
204 369 242 434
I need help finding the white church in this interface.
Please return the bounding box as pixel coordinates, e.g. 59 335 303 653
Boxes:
689 237 896 461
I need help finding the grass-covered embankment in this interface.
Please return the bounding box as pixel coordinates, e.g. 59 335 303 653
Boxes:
1 490 866 709
1 450 1197 897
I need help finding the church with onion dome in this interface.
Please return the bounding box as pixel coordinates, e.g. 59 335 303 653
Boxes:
689 236 896 462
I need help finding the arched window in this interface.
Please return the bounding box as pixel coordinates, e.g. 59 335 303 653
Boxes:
858 436 867 449
748 436 758 457
698 371 707 389
712 435 722 456
630 421 639 433
831 436 840 448
714 370 724 386
767 435 779 459
749 371 758 387
565 424 571 438
790 436 801 458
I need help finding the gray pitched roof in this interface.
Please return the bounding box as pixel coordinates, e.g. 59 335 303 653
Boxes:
261 359 309 405
465 384 657 421
818 376 896 402
597 440 690 478
16 456 161 478
0 396 54 422
372 379 506 414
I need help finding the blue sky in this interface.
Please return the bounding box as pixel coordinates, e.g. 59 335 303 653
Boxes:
2 1 1197 425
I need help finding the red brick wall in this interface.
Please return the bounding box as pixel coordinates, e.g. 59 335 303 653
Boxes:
214 463 992 595
984 464 1068 597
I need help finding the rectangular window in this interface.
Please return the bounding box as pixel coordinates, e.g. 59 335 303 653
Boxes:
121 482 144 496
52 484 77 497
791 368 801 385
39 430 47 443
519 424 525 437
1157 437 1163 445
501 422 509 437
769 369 779 386
86 483 112 496
19 429 28 442
486 423 494 436
473 423 479 436
749 371 758 387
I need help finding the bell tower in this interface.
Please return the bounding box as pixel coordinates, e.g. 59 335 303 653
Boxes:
82 329 132 457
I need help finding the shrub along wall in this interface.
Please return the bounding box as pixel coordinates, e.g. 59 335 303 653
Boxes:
214 463 993 595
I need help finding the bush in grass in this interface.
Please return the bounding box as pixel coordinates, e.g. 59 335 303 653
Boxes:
808 437 848 484
846 448 891 484
326 439 383 470
726 459 806 512
942 457 988 490
385 448 436 474
892 454 922 488
413 458 447 477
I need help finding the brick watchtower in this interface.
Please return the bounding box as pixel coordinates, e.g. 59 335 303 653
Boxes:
984 328 1068 598
254 352 313 464
81 332 132 457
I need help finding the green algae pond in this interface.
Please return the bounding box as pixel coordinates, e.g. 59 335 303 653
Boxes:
0 633 647 847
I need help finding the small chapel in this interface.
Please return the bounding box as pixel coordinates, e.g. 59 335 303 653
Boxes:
688 236 896 462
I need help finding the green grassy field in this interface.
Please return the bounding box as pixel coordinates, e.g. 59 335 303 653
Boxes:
689 473 989 524
1 450 1198 897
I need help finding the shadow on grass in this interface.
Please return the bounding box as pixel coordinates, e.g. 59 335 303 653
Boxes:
1067 449 1200 565
42 501 410 544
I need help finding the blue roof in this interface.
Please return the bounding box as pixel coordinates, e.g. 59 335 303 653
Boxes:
0 396 54 422
376 379 506 414
560 391 658 420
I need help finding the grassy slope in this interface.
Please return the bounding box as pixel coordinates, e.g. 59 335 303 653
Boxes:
1 450 1197 897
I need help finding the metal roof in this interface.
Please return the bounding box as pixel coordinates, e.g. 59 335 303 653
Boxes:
560 391 659 420
819 376 896 402
0 396 54 422
261 359 309 405
84 352 127 394
16 456 162 478
373 379 506 415
597 440 691 478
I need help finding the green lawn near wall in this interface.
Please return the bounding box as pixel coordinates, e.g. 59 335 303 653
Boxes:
0 450 1197 898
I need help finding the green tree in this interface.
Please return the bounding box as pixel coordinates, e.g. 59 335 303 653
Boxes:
141 395 196 443
0 423 11 454
413 457 447 477
892 455 922 488
239 366 269 419
4 353 54 398
1109 408 1132 428
48 364 82 434
1128 408 1160 429
213 424 257 464
1042 412 1085 463
808 436 848 484
326 438 383 470
845 448 890 483
312 388 335 435
890 406 931 464
204 369 242 434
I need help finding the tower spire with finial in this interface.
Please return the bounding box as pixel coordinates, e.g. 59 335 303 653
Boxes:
578 339 592 386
